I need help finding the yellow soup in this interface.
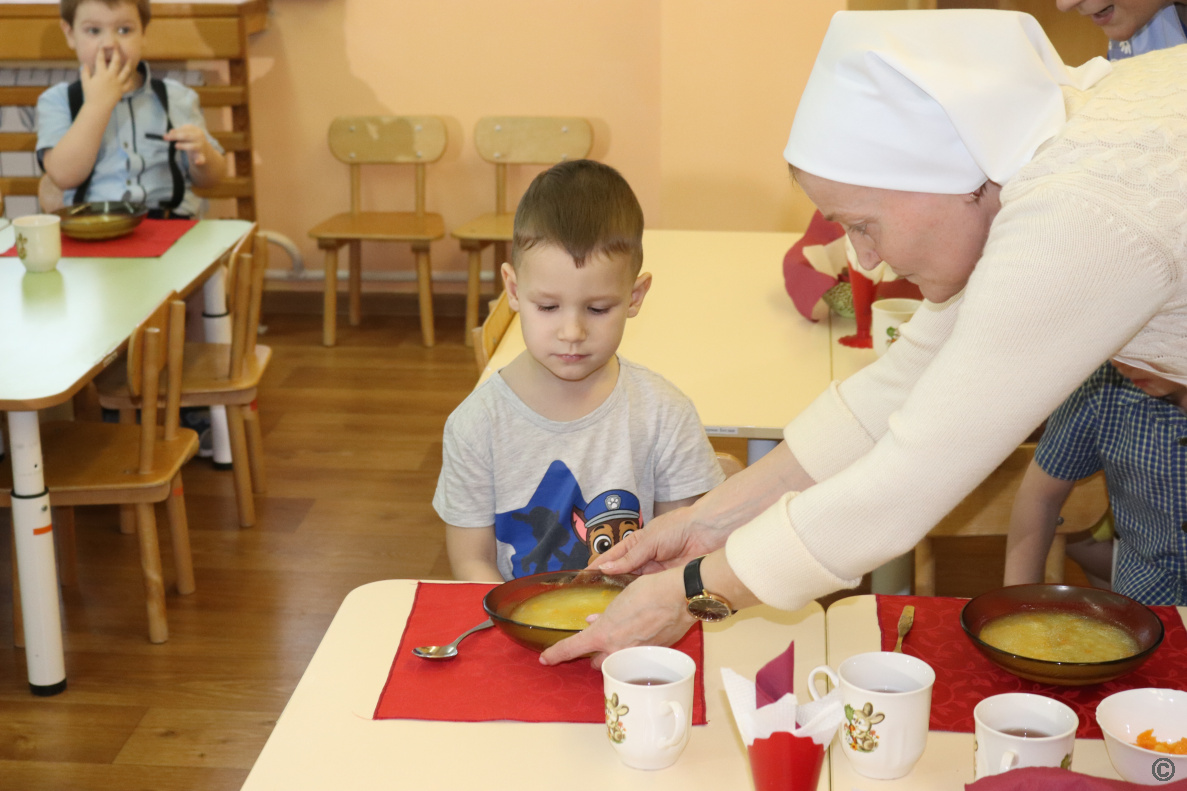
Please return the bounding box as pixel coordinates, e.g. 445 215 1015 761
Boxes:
979 611 1140 663
510 587 621 630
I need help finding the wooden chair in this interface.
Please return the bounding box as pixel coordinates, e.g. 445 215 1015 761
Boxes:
1 298 197 644
716 452 744 480
471 290 516 375
453 117 593 345
308 116 447 348
913 443 1109 596
96 227 270 529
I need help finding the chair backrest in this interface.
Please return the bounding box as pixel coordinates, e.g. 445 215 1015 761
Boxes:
327 116 447 216
125 297 187 473
473 117 593 214
472 290 515 374
716 452 744 479
0 4 259 219
225 228 267 381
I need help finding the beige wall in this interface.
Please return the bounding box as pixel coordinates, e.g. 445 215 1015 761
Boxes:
245 0 842 291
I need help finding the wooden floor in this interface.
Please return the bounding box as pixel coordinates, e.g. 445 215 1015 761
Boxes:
0 311 1069 789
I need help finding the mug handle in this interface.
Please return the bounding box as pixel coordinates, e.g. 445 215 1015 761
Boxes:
999 750 1019 774
807 665 839 701
660 701 687 748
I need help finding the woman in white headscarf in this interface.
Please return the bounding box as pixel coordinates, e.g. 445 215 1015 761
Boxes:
542 9 1187 667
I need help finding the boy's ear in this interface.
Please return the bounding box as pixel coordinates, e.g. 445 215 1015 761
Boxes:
60 19 78 51
501 262 520 312
626 272 652 318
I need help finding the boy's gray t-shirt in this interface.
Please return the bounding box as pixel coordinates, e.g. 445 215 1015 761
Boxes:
434 357 726 580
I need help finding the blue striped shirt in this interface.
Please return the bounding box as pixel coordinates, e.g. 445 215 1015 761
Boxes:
1035 363 1187 605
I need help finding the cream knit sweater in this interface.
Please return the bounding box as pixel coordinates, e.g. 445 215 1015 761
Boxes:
726 45 1187 611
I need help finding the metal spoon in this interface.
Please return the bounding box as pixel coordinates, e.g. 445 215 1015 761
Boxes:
412 618 494 659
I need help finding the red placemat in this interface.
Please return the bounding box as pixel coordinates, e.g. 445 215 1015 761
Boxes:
2 219 198 259
875 595 1187 739
374 581 708 724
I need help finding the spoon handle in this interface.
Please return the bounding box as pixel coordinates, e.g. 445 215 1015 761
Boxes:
453 618 494 646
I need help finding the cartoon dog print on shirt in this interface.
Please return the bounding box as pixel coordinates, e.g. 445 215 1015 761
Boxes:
572 489 643 563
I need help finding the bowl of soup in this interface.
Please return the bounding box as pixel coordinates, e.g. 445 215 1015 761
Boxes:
960 584 1164 686
53 201 148 240
482 569 637 652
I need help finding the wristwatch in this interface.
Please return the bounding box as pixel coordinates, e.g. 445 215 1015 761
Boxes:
683 556 735 622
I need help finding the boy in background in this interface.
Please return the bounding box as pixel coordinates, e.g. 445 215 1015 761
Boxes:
1004 360 1187 605
37 0 226 218
434 160 725 582
1056 0 1186 59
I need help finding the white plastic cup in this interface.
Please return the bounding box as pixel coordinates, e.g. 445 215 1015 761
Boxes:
871 298 922 356
974 693 1077 780
13 214 62 273
602 646 695 770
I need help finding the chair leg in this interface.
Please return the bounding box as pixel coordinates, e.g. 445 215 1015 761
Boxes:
135 501 168 644
913 538 936 597
322 246 339 347
52 506 78 587
348 240 363 327
166 472 195 596
464 247 482 348
10 529 24 648
244 400 267 494
118 409 137 534
226 404 256 527
414 245 435 347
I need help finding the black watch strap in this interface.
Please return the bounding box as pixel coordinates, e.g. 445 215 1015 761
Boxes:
684 555 708 599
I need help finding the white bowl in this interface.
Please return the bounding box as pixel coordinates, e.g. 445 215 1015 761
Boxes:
1096 688 1187 785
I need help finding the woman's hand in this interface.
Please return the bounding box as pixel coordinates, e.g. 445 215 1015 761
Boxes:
593 505 728 576
539 567 695 669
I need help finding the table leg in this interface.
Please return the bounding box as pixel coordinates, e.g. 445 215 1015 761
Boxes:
6 411 67 696
202 268 233 468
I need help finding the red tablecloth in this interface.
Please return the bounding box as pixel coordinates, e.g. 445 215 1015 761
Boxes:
875 595 1187 739
3 219 198 259
374 581 708 724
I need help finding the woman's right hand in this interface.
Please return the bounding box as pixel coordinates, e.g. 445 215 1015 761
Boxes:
592 505 729 576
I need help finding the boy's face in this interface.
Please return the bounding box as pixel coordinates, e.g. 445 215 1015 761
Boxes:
1054 0 1171 41
1111 360 1187 408
62 0 145 75
503 244 650 385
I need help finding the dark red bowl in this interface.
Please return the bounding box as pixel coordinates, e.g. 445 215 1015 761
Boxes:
960 584 1164 686
482 569 637 652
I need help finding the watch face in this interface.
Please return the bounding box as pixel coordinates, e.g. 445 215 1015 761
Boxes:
688 595 733 622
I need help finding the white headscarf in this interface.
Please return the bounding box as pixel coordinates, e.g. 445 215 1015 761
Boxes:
784 10 1112 194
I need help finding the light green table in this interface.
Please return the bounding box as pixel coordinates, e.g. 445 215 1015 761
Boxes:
0 218 252 694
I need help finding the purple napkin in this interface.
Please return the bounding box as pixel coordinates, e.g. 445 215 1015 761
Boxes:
755 640 795 707
966 767 1187 791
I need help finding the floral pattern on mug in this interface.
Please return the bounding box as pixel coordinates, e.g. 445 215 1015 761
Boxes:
886 326 901 346
844 702 885 753
16 234 27 261
605 693 629 744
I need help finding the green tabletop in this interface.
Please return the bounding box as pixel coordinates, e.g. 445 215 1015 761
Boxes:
0 219 252 410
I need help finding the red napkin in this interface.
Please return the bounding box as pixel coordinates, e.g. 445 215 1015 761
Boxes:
373 581 707 724
966 766 1187 790
875 595 1187 739
2 219 198 259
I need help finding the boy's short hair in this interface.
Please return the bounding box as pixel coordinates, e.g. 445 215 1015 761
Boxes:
61 0 151 28
512 159 644 274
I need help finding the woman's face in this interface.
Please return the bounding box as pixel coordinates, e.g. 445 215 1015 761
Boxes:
795 170 1000 303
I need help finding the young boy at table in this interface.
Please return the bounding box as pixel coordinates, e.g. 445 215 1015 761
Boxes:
434 160 725 582
1056 0 1185 61
36 0 226 218
1004 360 1187 605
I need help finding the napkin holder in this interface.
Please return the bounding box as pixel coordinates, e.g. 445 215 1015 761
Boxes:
749 731 826 791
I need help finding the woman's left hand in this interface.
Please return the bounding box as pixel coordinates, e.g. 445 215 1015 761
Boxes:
539 566 695 669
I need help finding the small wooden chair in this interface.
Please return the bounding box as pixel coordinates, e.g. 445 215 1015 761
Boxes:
96 227 270 528
716 452 744 480
471 291 516 375
453 117 592 345
309 116 447 347
913 443 1109 596
2 298 197 644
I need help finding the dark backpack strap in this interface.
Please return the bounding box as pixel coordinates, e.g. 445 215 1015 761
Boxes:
149 78 185 212
66 80 93 203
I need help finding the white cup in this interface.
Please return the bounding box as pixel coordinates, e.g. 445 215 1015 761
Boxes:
602 646 695 770
973 693 1077 780
871 298 922 356
809 651 935 780
13 214 62 274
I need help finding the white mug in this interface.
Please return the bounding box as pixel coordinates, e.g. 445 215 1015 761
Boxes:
871 298 922 356
14 214 62 274
973 693 1077 780
602 646 695 770
809 651 935 780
